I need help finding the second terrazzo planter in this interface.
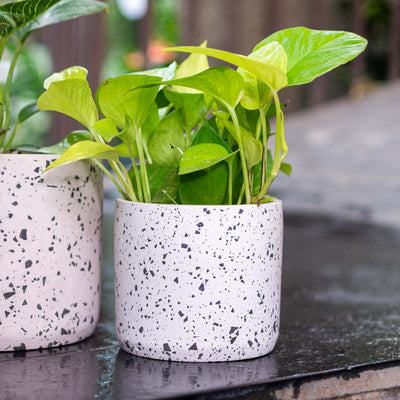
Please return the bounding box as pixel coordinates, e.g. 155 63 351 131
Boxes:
0 154 103 352
114 199 283 362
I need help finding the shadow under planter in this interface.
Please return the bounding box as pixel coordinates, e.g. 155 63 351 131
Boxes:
0 154 103 351
114 199 283 362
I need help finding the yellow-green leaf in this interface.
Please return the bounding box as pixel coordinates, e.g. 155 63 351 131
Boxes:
44 140 120 172
163 45 288 92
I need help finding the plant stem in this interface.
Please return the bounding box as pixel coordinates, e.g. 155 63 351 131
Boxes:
116 159 137 201
88 126 137 201
136 127 151 203
93 159 128 200
254 90 287 203
1 36 25 134
227 105 251 204
237 183 245 205
2 121 19 149
130 159 143 202
226 159 233 205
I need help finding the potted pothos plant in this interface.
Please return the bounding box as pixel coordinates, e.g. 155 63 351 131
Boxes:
0 0 107 352
37 27 367 361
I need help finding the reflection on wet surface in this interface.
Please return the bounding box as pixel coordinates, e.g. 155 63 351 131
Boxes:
1 214 399 399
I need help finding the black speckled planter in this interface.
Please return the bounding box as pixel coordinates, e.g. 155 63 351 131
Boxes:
0 154 103 352
114 199 283 362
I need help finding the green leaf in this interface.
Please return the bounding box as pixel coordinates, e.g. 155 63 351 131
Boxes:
92 118 119 142
132 61 178 82
179 143 231 175
221 118 263 167
132 164 179 204
141 102 160 143
238 41 287 109
280 162 292 176
43 65 88 89
96 74 161 130
163 45 288 92
22 0 107 34
172 40 209 94
38 130 92 154
0 0 59 37
191 119 231 152
252 150 272 196
148 110 185 167
163 66 244 110
164 90 208 133
17 102 39 123
254 27 367 86
37 79 98 128
112 142 130 158
179 163 228 205
0 0 107 38
242 134 263 169
44 140 120 171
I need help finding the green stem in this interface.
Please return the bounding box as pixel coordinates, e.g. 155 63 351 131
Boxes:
116 160 137 202
254 90 287 203
226 159 233 205
185 124 191 149
136 127 151 203
1 36 25 132
2 121 19 149
236 183 245 205
93 159 128 200
227 105 251 204
130 159 143 202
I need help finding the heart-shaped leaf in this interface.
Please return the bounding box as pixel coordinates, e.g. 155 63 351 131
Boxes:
92 118 119 142
238 41 287 109
148 110 185 167
254 27 367 86
38 130 92 154
43 65 88 89
179 163 228 205
171 40 209 94
164 90 208 133
179 143 231 175
163 45 288 91
96 74 161 130
37 79 98 128
163 66 244 110
44 140 120 171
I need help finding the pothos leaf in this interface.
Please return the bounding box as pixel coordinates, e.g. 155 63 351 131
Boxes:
43 140 120 172
163 45 288 91
43 65 88 89
179 143 231 175
254 27 367 86
37 130 92 154
37 78 98 128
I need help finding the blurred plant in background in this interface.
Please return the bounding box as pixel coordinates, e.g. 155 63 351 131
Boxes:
0 40 52 146
103 0 179 77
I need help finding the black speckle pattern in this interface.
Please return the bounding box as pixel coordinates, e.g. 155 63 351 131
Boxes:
0 155 103 351
114 199 283 362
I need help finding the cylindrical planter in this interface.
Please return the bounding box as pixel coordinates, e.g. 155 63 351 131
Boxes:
114 199 283 362
0 154 103 352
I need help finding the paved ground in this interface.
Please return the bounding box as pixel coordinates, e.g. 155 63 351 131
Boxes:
271 80 400 229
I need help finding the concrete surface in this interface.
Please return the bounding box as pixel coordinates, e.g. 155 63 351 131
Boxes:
272 80 400 229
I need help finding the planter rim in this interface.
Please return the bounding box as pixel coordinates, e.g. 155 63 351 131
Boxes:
116 198 282 209
0 153 61 159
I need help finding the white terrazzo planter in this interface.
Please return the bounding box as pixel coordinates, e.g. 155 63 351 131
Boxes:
114 199 283 362
0 154 103 352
